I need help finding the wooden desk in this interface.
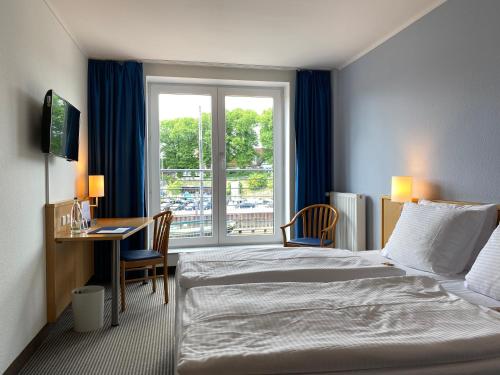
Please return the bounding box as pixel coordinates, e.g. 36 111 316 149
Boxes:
55 217 153 326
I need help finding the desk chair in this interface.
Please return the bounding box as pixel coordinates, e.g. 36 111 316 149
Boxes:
120 211 173 311
281 204 338 248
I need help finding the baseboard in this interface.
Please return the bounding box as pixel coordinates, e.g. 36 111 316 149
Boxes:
4 324 52 375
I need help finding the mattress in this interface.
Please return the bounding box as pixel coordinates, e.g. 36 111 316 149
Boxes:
177 276 500 374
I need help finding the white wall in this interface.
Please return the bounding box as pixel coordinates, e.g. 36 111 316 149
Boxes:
0 0 87 371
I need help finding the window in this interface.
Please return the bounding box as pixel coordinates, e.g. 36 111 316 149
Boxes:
148 83 284 246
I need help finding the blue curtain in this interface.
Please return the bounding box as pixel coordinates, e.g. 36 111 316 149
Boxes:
294 70 332 236
88 60 146 282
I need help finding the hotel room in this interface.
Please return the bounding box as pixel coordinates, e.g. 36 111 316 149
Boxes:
2 0 500 374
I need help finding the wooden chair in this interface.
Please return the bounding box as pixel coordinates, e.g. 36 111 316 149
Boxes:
281 204 338 248
120 211 173 311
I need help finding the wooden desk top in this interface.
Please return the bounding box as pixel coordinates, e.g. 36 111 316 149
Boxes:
55 217 153 242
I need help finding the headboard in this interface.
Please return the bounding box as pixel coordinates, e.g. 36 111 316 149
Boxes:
380 196 500 248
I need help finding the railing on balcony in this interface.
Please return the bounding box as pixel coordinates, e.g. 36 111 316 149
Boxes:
159 167 274 239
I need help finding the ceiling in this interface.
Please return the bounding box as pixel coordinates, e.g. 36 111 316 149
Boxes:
45 0 445 69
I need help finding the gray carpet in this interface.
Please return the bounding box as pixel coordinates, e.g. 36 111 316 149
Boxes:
20 274 176 375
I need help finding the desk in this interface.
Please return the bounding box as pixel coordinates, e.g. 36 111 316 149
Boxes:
55 217 153 326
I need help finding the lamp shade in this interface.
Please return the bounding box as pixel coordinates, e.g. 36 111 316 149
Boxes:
391 176 413 203
89 175 105 197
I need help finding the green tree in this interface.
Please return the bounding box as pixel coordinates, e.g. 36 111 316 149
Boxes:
248 172 268 191
160 108 266 171
225 109 259 168
258 109 273 165
159 113 212 169
166 178 183 197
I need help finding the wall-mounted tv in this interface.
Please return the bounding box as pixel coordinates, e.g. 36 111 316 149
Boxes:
41 90 80 161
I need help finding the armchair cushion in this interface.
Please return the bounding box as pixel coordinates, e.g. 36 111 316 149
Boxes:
120 250 163 262
288 237 333 247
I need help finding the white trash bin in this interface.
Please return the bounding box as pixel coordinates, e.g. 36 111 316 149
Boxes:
71 285 104 332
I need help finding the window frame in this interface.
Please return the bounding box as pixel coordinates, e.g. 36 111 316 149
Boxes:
148 82 284 247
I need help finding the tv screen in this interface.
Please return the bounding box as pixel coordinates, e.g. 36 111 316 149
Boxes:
42 90 80 161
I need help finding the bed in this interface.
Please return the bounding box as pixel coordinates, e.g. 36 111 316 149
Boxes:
176 276 500 374
174 248 500 374
174 198 500 374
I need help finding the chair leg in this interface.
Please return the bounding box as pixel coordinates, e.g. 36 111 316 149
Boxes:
164 267 169 304
152 265 157 293
120 262 126 312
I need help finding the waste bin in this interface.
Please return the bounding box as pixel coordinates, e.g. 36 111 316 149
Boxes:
71 285 104 332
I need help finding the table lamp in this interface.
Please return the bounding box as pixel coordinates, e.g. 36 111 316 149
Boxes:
391 176 413 203
89 175 105 208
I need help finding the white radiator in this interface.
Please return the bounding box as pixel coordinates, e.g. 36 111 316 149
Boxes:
329 192 366 251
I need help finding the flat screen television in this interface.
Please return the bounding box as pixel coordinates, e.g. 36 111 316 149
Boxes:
41 90 80 161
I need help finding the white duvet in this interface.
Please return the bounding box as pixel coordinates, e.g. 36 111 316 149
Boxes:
177 247 405 289
177 276 500 374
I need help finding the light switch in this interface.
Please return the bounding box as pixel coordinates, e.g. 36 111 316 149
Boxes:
61 216 66 226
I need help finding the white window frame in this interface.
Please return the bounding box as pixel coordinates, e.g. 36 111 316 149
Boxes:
217 86 284 245
148 82 284 247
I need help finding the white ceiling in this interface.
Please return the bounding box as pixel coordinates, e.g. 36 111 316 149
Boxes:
45 0 445 69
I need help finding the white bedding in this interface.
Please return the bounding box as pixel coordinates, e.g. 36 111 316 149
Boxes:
174 247 407 374
177 247 406 289
361 250 500 308
177 276 500 375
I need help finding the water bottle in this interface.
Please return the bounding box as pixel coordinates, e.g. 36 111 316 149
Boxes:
70 198 87 234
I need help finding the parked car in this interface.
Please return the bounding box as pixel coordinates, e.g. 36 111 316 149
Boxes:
170 203 185 211
238 202 256 209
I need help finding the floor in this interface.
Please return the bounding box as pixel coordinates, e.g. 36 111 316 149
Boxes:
20 275 176 375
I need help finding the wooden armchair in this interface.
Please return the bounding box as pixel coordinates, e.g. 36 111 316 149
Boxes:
120 210 173 311
281 204 338 248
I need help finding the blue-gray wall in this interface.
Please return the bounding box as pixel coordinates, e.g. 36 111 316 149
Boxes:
336 0 500 249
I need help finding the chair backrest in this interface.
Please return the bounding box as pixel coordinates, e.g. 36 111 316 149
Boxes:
297 204 338 240
152 211 174 255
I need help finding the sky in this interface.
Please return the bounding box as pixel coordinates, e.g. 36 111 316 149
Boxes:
158 94 273 120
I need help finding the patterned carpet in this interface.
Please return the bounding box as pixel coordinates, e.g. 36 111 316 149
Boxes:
20 274 176 375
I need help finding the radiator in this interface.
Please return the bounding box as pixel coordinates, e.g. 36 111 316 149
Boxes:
329 192 366 251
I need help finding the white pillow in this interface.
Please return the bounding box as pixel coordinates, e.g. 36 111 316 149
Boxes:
465 225 500 300
418 199 497 268
382 202 484 275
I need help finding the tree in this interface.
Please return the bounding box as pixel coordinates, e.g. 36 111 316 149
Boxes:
258 109 273 165
159 113 212 170
225 109 259 168
160 108 266 170
248 172 268 191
